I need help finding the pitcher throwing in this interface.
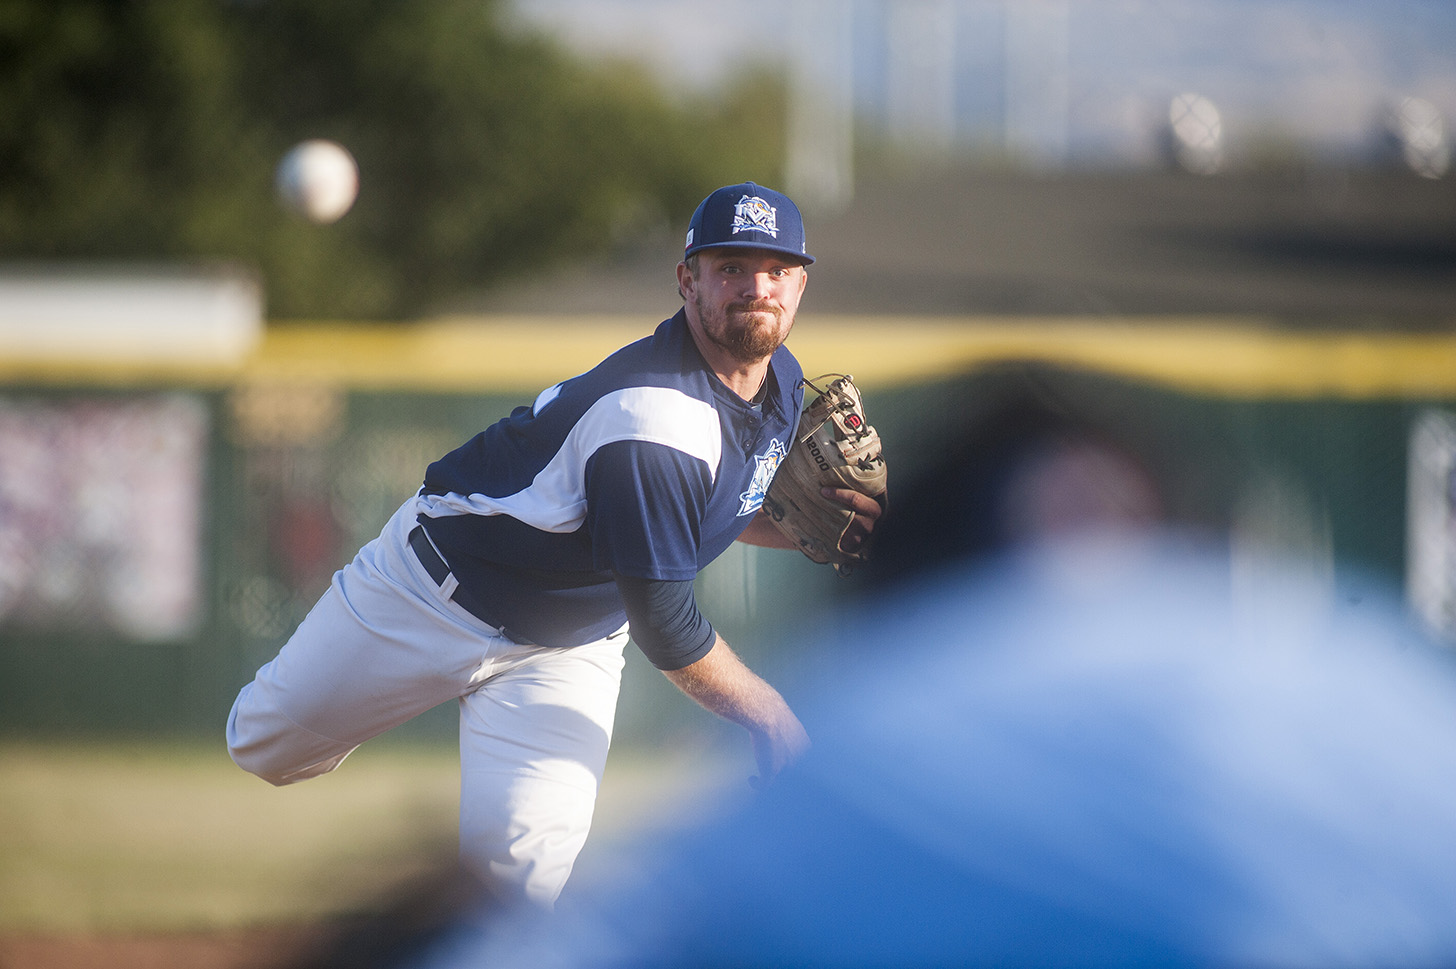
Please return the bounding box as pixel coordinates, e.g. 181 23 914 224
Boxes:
226 182 883 907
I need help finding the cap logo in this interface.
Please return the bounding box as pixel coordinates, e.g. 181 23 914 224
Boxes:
732 195 778 238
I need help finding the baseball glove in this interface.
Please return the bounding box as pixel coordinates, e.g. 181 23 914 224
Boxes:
763 374 888 574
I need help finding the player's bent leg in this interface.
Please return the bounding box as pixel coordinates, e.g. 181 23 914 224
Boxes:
457 628 629 907
227 497 503 785
224 569 431 786
226 656 359 786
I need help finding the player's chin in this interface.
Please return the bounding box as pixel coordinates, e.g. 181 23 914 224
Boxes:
722 320 786 360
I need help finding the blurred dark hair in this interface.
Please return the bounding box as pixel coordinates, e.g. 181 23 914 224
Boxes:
863 362 1223 588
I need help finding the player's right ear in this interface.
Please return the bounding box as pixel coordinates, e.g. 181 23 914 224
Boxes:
676 260 694 302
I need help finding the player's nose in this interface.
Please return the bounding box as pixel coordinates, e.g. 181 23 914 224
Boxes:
745 271 777 298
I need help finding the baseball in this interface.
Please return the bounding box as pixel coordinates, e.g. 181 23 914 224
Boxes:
275 139 359 224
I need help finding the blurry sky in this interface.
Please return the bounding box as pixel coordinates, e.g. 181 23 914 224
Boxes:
506 0 1456 167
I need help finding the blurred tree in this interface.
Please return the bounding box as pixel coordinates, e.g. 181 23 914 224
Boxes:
0 0 784 318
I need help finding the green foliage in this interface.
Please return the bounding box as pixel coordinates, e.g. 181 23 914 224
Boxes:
0 0 785 318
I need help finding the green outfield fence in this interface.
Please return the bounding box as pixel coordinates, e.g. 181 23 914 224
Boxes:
2 316 1454 743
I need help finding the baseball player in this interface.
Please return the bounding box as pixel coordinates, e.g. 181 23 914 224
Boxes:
226 182 883 907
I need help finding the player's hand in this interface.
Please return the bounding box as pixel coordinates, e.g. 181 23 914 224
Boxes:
748 709 811 790
821 486 885 556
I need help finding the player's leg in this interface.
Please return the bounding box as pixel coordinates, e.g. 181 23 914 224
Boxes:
456 627 629 907
227 498 498 785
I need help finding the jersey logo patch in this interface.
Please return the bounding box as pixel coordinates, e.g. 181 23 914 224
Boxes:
739 437 787 516
732 195 779 238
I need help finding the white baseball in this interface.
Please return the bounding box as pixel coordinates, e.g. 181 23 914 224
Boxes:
275 139 359 224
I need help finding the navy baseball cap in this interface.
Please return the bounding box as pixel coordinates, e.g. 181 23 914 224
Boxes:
684 182 814 265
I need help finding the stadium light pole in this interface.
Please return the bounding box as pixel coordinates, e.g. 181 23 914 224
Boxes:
1004 0 1070 168
885 0 959 156
786 0 856 214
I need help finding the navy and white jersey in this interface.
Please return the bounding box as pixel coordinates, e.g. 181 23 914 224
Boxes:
417 310 804 649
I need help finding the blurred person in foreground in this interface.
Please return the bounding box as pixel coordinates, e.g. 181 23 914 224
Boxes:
417 398 1456 968
227 182 881 908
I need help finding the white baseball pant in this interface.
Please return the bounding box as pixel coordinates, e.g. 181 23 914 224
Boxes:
226 495 629 907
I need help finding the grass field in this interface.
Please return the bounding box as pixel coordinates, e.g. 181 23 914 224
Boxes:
0 740 462 935
0 736 741 940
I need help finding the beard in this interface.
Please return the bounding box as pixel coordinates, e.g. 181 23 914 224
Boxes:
695 296 793 364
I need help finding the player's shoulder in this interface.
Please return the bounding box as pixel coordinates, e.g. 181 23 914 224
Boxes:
529 314 715 440
566 312 712 402
772 341 804 385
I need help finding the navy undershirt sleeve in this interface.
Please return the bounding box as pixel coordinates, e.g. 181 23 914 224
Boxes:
615 573 717 671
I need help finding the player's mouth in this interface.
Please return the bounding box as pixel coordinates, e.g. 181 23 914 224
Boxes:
728 301 779 323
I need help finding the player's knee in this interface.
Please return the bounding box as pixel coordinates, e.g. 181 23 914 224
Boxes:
227 728 349 786
225 710 292 786
226 747 288 786
225 686 344 786
231 753 293 787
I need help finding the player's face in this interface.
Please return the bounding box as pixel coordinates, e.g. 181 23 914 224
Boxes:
680 248 808 365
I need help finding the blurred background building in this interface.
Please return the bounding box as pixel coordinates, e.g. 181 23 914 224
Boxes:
482 0 1456 322
509 0 1456 199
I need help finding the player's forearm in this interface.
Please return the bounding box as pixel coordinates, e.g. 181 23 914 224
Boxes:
662 636 809 781
663 635 783 726
736 511 798 549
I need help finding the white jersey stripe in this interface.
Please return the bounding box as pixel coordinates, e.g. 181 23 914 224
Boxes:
420 386 722 533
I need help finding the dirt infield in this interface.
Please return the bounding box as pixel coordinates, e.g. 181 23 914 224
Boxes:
0 926 326 969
